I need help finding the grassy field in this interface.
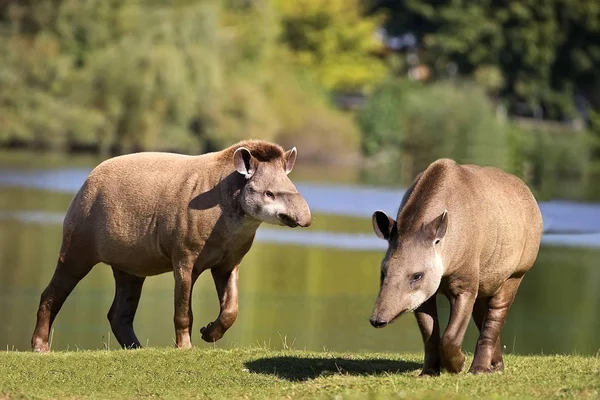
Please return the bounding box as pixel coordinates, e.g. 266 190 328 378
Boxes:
0 347 598 399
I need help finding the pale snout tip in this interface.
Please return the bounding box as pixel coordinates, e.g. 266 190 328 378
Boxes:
299 217 312 228
290 212 312 228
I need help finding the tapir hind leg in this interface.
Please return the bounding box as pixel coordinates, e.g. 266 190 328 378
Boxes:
31 256 96 352
469 276 523 374
471 297 504 372
107 266 145 349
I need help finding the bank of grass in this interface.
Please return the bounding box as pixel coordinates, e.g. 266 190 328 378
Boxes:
0 347 597 399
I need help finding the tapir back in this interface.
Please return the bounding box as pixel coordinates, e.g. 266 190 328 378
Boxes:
63 152 225 275
443 162 543 289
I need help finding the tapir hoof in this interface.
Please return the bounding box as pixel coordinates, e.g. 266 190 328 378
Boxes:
200 321 225 343
33 346 49 353
492 361 505 372
468 362 504 374
419 369 441 377
31 338 49 353
441 352 465 374
468 365 494 374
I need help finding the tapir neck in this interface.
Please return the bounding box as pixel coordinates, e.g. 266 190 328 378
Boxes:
218 169 262 233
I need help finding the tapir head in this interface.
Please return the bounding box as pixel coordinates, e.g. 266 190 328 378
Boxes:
369 209 448 328
233 145 311 228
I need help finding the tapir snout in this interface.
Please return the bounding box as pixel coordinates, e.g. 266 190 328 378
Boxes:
278 192 312 228
369 289 407 329
369 317 388 328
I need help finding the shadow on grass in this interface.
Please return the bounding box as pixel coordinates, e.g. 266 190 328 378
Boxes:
245 356 421 382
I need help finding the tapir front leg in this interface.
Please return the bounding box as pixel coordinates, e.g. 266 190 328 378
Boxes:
173 257 197 349
414 295 441 376
201 264 239 342
441 291 477 373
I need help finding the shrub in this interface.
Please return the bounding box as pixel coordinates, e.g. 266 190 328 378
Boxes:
358 79 507 183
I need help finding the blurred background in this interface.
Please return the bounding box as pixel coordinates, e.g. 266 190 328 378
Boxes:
0 0 598 354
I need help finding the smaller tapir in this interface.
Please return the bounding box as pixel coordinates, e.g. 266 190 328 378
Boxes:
369 158 543 375
32 140 311 352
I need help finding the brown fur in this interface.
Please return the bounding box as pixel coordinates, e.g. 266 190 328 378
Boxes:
218 139 285 162
31 140 311 352
370 158 543 375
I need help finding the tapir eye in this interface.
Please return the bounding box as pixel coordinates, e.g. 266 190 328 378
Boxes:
264 190 275 200
434 238 441 245
410 272 423 283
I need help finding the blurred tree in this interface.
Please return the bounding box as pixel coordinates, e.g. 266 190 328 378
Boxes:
63 1 224 152
0 0 222 152
368 0 600 122
274 0 387 93
552 0 600 114
0 11 104 150
0 0 362 158
358 79 507 177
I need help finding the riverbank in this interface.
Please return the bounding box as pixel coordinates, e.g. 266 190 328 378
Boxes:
0 347 597 399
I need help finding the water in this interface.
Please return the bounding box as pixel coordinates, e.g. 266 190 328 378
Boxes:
0 156 599 355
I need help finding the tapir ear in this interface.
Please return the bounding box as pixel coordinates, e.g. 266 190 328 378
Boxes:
372 210 395 240
429 210 448 243
284 147 297 174
233 147 256 178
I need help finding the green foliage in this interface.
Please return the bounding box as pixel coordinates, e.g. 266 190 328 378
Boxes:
358 79 507 180
399 82 507 172
0 0 363 157
274 0 387 93
588 110 600 163
505 123 593 200
357 78 405 157
0 348 598 399
2 0 598 176
71 1 222 151
0 31 98 148
522 128 592 200
358 78 592 199
370 0 600 121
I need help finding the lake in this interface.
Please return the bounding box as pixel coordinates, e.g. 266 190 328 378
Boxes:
0 152 599 355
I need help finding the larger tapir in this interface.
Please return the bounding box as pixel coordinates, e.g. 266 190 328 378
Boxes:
32 140 311 352
369 158 543 375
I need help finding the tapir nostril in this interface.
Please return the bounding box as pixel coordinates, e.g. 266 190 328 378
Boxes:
370 318 388 328
277 213 299 228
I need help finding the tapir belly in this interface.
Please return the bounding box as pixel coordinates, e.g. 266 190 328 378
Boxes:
96 235 173 277
476 224 535 297
87 208 174 276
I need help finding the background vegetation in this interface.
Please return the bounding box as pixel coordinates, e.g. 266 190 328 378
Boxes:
1 0 599 196
0 0 376 159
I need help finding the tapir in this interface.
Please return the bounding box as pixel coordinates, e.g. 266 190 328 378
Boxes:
32 140 311 352
369 158 543 375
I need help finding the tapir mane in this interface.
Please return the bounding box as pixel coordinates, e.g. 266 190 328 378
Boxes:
219 140 285 163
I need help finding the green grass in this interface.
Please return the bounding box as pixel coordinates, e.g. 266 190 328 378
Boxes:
0 348 598 399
